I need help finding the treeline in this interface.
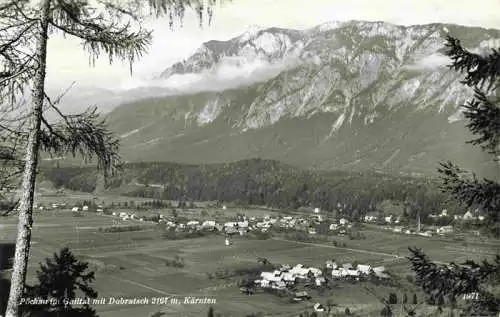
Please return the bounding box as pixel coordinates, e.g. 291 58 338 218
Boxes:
41 159 461 221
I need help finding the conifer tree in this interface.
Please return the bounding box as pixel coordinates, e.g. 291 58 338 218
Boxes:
0 1 221 316
408 36 500 317
22 247 98 317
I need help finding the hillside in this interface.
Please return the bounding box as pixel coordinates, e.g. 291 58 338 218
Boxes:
40 158 461 222
101 21 500 177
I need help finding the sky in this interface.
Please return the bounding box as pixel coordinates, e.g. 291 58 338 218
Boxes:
45 0 500 93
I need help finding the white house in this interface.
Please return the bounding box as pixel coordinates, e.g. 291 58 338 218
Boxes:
313 207 320 213
463 211 475 220
222 205 227 210
339 218 348 226
260 272 281 283
202 220 216 228
437 225 453 235
331 269 347 278
357 264 372 275
313 303 325 312
329 223 339 231
325 260 338 269
82 205 89 211
290 265 309 278
364 215 376 222
186 220 200 227
308 228 317 235
346 269 360 277
308 267 322 277
315 276 326 286
71 207 79 212
271 281 287 290
281 272 296 284
384 215 393 223
237 221 249 228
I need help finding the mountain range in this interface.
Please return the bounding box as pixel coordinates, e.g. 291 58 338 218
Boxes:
98 20 500 177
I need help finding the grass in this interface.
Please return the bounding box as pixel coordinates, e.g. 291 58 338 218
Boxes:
2 204 499 317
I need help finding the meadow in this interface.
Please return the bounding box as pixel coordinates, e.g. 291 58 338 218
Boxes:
1 207 499 317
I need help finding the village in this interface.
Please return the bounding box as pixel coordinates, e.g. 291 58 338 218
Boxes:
28 199 487 240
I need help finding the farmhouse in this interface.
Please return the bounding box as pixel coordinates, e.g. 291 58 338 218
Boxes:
346 269 360 277
437 225 453 235
186 220 200 227
313 303 325 312
82 205 89 211
356 264 372 275
364 215 376 222
281 272 296 284
462 211 475 220
202 220 216 229
71 207 79 212
325 260 338 269
315 276 326 286
331 269 346 278
237 221 249 228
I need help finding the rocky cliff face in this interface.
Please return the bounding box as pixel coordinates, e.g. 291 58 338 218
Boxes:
105 21 500 176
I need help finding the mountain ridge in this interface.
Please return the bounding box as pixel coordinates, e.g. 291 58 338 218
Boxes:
101 20 500 177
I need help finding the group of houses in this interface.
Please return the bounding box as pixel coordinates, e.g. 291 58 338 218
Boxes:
28 202 106 213
255 261 390 291
381 225 455 237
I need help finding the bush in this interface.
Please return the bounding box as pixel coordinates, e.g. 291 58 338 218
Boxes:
98 225 145 233
161 230 209 240
248 231 272 240
165 255 185 268
388 292 398 304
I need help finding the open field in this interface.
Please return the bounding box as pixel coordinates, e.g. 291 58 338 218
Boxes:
1 209 499 317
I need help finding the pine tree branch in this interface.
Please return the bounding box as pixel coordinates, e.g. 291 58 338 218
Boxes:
48 0 152 73
445 36 500 91
461 89 500 156
408 248 500 315
437 161 500 222
38 107 121 177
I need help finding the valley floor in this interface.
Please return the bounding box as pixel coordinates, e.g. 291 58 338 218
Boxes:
1 207 498 317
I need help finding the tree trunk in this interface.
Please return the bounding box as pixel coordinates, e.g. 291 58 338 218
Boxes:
5 1 51 316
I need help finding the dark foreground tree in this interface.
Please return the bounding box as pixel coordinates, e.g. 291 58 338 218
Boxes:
0 274 10 316
0 1 222 316
408 36 500 317
21 248 97 317
207 306 215 317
